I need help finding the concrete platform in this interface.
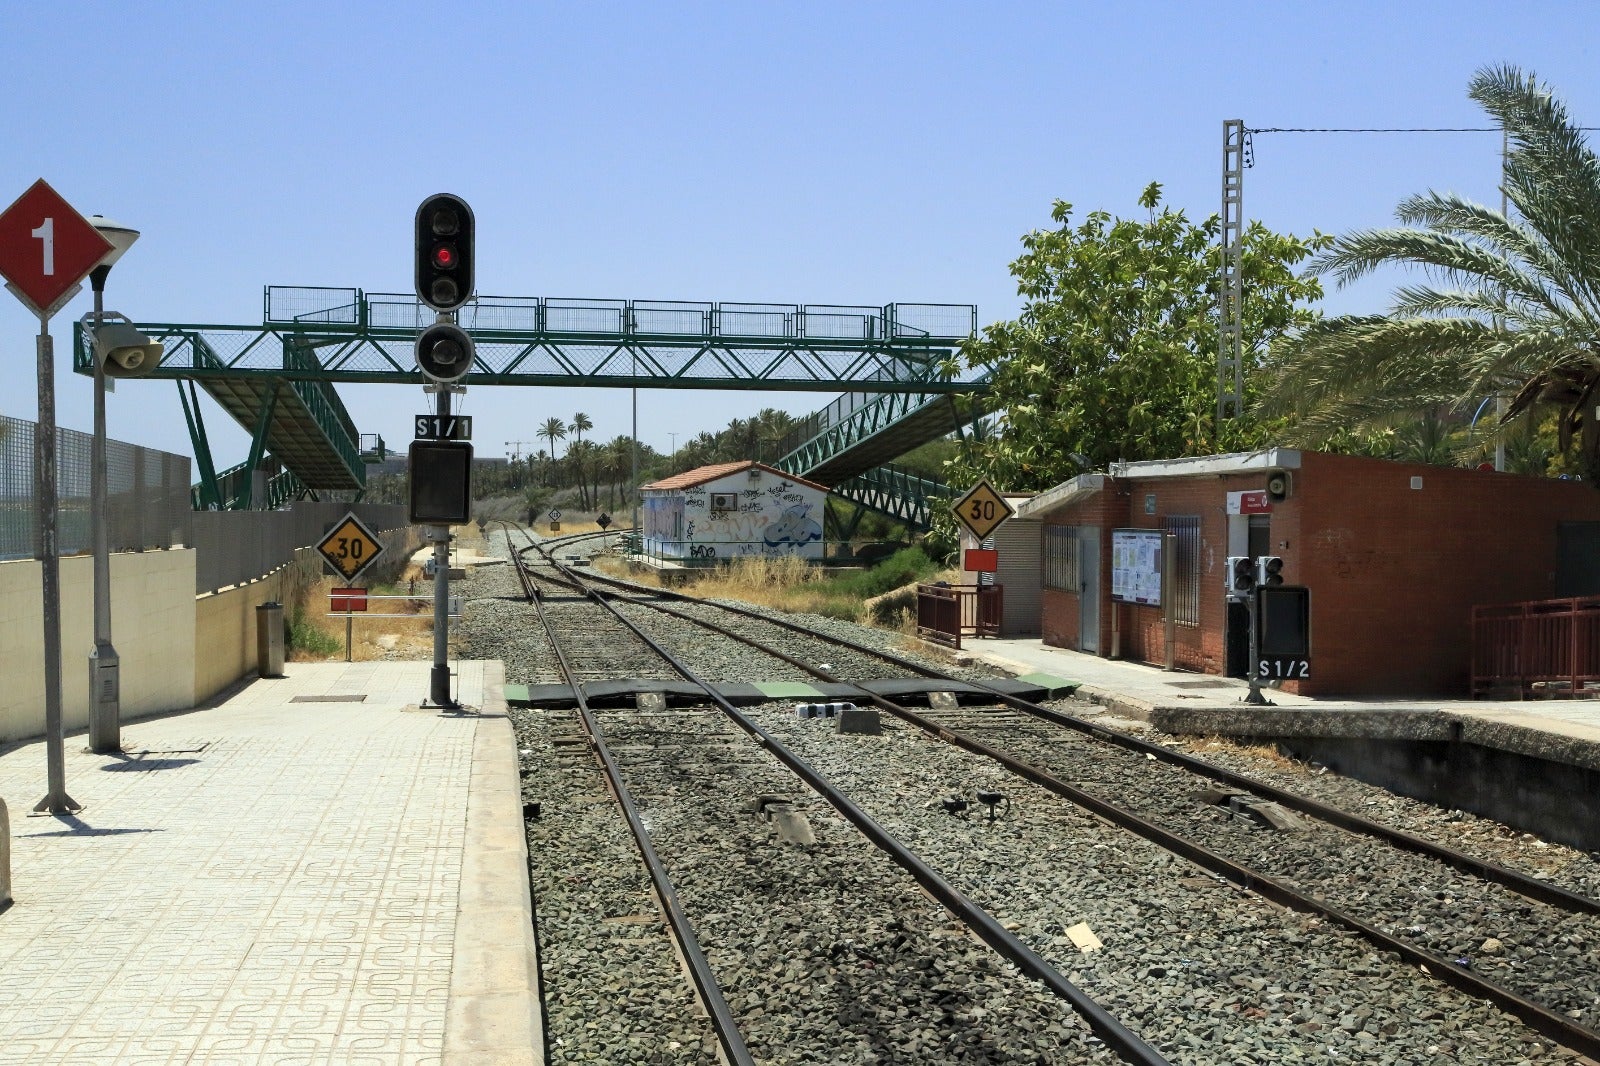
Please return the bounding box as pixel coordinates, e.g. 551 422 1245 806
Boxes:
0 661 539 1066
965 638 1600 850
965 637 1600 752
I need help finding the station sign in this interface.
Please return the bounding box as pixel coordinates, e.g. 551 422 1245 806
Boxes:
316 512 386 581
0 179 112 316
1227 489 1272 515
952 481 1015 542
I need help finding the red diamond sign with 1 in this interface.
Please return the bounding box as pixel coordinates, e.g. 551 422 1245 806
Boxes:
0 179 112 316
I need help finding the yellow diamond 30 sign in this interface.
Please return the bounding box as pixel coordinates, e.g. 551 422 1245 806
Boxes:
316 512 386 582
952 481 1015 542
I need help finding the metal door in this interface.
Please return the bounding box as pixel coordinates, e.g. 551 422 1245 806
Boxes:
1079 527 1100 653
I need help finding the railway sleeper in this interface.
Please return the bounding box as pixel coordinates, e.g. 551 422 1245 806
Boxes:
1196 786 1310 831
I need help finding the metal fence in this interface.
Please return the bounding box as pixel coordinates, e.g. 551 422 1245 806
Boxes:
192 501 409 594
916 583 1004 649
1471 595 1600 698
0 415 191 561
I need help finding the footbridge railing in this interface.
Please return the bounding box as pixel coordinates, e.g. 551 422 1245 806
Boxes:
828 464 956 531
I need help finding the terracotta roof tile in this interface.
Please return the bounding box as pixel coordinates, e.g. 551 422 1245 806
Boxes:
642 460 827 493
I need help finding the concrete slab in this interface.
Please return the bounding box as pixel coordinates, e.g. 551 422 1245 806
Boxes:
0 659 538 1066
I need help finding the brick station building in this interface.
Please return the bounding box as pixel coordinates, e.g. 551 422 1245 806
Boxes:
1015 448 1600 696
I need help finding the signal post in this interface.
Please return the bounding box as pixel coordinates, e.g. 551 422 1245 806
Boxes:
410 194 476 710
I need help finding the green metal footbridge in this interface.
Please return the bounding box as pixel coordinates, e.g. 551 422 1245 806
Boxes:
73 285 990 523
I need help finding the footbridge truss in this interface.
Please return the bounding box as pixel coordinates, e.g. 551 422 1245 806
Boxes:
72 286 988 516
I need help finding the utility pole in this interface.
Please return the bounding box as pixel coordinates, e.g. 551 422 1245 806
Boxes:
1217 119 1246 431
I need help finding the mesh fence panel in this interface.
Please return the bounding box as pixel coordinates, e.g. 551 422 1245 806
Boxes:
0 415 192 561
191 501 408 594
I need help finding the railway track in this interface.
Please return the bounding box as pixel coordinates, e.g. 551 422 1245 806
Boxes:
460 526 1600 1063
501 528 1154 1065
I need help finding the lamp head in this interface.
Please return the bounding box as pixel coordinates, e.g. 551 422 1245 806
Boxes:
88 216 140 270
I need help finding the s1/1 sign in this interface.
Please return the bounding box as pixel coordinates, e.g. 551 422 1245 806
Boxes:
415 414 473 440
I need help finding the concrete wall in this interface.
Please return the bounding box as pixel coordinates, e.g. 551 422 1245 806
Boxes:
194 568 289 707
194 525 422 706
0 549 197 746
3 522 425 745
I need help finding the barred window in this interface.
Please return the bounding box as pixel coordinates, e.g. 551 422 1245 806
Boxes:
1044 525 1080 591
1161 515 1201 626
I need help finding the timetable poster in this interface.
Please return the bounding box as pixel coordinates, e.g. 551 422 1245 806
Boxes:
1111 528 1163 606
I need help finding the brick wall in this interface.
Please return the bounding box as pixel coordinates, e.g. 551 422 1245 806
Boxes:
1035 451 1600 697
1294 452 1600 694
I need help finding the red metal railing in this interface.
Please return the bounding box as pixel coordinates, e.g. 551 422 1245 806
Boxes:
1471 595 1600 698
917 583 1003 650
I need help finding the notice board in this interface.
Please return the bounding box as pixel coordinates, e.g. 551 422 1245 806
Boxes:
1111 528 1163 606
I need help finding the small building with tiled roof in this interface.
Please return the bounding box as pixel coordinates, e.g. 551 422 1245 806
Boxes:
640 461 829 566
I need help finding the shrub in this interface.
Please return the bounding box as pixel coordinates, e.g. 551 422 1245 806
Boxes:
287 610 341 657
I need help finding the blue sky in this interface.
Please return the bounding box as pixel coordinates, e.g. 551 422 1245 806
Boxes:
2 2 1596 468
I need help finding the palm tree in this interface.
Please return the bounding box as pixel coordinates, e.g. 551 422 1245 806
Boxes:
536 418 567 486
568 413 593 508
1266 65 1600 480
601 436 634 510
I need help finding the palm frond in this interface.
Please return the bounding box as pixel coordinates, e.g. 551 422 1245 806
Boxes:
1312 229 1569 322
1392 191 1600 329
1471 65 1600 311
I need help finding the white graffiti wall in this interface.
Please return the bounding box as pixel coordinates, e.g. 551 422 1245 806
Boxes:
643 470 826 563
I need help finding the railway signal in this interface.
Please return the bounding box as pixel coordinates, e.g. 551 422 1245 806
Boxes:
1226 555 1256 599
1257 555 1284 588
415 320 474 383
414 193 474 312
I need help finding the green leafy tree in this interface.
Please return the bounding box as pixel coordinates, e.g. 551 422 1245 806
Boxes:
1264 65 1600 480
949 182 1328 493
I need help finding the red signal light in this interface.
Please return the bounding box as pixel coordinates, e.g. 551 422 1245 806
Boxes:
432 244 456 269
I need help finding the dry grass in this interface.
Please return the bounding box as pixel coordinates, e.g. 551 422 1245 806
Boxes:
1189 735 1307 773
285 569 438 663
291 520 618 663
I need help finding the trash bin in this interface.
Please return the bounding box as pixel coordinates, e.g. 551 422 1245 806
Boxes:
256 602 285 678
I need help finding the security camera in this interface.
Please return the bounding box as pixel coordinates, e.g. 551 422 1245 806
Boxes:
93 321 162 378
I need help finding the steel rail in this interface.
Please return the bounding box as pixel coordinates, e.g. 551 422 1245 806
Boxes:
577 558 1600 919
508 535 758 1066
523 538 1172 1066
586 582 1600 1058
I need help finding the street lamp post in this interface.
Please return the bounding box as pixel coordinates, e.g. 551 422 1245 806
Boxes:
85 216 139 754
